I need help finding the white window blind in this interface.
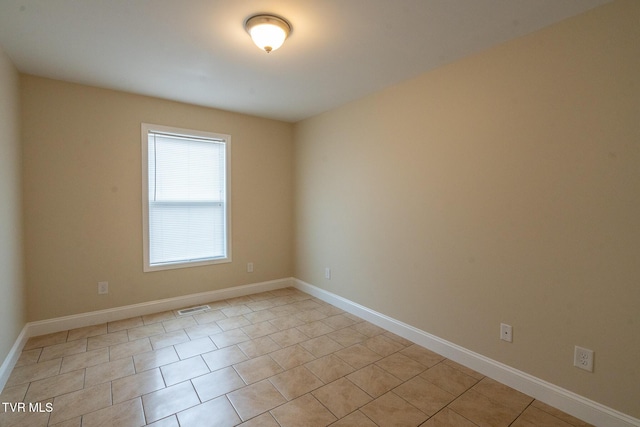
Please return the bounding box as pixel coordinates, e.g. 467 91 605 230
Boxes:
142 124 231 271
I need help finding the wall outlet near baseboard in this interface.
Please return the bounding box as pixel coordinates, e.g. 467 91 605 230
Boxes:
247 262 254 273
574 346 594 372
500 323 513 342
324 267 331 280
97 281 109 295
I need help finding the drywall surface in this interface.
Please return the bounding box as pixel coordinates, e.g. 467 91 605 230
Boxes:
21 76 294 321
0 45 25 363
294 0 639 418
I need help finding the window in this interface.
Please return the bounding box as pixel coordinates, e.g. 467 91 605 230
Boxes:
141 123 231 271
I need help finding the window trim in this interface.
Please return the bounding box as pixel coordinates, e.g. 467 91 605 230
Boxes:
141 123 232 272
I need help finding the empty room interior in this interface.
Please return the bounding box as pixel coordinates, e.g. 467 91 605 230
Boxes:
0 0 638 426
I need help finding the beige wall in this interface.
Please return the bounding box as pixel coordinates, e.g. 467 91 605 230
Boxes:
0 46 25 362
294 0 639 418
21 76 294 321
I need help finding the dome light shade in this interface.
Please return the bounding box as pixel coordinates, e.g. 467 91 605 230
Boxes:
244 14 291 53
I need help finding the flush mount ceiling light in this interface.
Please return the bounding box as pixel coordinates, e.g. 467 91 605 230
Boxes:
244 14 292 53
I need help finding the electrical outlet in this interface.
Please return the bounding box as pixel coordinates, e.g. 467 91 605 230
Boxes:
97 281 109 295
500 323 513 342
574 346 594 372
325 267 331 280
247 262 254 273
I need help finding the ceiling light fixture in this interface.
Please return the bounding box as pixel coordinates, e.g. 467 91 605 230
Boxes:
244 14 291 53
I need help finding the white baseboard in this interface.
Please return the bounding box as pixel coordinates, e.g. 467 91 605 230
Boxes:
27 278 294 337
0 325 29 392
3 276 637 427
294 278 640 427
0 277 293 391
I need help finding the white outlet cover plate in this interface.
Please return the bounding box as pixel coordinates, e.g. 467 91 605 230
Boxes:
98 281 108 295
574 346 594 372
500 323 513 342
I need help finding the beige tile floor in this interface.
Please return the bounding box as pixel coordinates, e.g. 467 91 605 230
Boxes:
0 287 593 427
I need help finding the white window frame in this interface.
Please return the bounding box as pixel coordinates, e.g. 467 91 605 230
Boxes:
141 123 232 272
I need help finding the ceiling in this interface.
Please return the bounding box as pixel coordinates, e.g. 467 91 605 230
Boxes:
0 0 610 123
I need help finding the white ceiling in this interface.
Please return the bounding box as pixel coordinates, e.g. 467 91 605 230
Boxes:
0 0 610 122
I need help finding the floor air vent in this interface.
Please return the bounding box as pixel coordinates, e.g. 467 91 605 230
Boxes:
177 305 210 316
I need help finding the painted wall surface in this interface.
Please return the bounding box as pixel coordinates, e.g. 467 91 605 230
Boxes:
0 46 25 362
21 76 294 321
294 0 639 418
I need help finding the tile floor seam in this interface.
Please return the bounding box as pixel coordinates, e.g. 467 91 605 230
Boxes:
429 404 482 427
553 407 587 427
507 399 537 427
341 375 379 407
388 388 434 419
362 409 381 426
230 364 248 387
222 394 243 426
